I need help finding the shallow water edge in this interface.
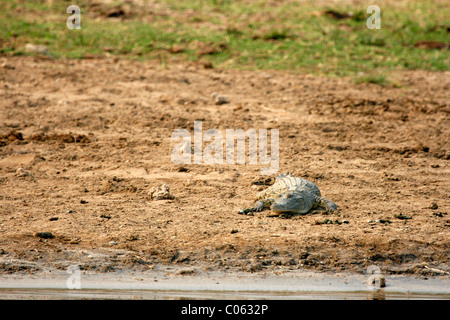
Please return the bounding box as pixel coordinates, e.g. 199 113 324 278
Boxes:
0 267 448 300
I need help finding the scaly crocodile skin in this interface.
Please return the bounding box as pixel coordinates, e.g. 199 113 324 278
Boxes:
239 173 337 215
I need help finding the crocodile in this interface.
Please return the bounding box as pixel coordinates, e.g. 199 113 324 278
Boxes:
238 172 337 215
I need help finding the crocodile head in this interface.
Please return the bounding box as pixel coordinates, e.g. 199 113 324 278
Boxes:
270 190 314 214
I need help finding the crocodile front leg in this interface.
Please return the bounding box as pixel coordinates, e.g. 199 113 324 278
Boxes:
316 197 338 212
238 199 273 215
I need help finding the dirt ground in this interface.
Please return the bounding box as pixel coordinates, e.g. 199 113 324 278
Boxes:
0 56 448 278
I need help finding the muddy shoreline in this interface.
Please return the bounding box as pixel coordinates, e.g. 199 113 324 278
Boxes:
0 56 449 278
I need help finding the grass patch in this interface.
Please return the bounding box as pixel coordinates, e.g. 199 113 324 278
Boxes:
0 0 448 77
355 73 390 86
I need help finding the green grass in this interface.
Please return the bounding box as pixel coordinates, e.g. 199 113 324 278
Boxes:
355 73 390 86
0 0 448 81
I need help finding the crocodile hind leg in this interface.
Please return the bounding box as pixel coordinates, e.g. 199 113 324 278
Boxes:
238 199 273 215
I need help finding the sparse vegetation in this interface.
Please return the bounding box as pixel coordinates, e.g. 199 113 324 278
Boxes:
355 73 390 86
0 0 448 79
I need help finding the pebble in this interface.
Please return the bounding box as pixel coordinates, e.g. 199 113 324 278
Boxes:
394 213 412 220
368 219 391 224
379 276 386 288
215 96 230 105
211 92 230 105
108 241 118 245
149 184 175 200
429 202 438 210
34 232 54 239
316 219 348 225
1 61 14 69
16 167 32 177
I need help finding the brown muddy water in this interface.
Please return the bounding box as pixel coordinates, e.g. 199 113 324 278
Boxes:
0 268 449 300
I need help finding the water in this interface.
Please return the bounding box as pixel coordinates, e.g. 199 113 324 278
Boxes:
1 269 448 300
0 288 448 300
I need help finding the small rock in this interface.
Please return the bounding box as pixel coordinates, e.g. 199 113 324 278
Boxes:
1 61 14 69
429 202 438 210
215 96 230 105
16 168 33 177
34 232 54 239
394 213 412 220
203 61 213 69
127 235 139 241
211 92 230 105
149 184 175 200
379 276 386 288
432 212 446 218
316 219 343 225
176 269 197 275
367 219 391 224
108 241 118 245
